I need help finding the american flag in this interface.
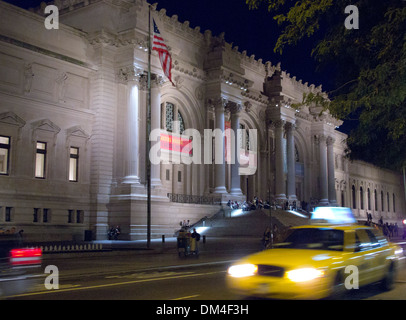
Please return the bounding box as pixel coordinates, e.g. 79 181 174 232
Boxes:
152 19 174 86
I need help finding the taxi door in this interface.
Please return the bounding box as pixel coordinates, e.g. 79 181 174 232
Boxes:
354 229 385 285
343 229 368 287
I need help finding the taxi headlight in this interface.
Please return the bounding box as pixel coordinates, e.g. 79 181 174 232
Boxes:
286 268 325 282
228 264 257 278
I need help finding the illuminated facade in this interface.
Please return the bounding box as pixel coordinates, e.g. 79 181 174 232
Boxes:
0 0 404 241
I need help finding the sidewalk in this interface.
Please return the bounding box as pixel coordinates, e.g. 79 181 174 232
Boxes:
41 236 264 278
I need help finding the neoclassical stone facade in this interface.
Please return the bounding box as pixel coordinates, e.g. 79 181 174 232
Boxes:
0 0 404 241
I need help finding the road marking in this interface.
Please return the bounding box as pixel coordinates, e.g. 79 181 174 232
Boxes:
6 270 225 299
172 294 200 300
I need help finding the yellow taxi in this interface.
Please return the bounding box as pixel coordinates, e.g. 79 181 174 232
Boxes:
226 207 404 299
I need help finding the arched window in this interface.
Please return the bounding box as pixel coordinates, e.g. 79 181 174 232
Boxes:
367 188 371 210
387 192 390 212
360 187 364 210
239 123 251 151
341 191 345 207
381 191 384 211
163 102 185 134
177 110 185 134
294 145 300 162
374 189 378 211
352 185 356 209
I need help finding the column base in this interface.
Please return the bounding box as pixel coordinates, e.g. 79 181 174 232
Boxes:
213 186 228 194
122 175 141 184
151 178 162 187
230 188 243 196
328 200 338 207
275 194 287 200
319 199 329 206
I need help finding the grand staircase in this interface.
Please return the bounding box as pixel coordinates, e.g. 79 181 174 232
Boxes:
192 207 310 238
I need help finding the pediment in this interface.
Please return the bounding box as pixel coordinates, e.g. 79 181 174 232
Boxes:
66 125 90 139
31 119 61 133
0 111 26 127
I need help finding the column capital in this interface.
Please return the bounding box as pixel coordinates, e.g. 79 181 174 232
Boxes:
206 96 227 111
314 134 327 145
272 119 286 129
284 122 296 132
326 136 336 146
151 74 165 88
227 101 243 115
243 101 252 113
117 66 144 83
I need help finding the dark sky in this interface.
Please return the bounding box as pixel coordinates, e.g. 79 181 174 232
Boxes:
150 0 328 90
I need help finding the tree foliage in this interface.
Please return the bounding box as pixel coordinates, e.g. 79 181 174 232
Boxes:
247 0 406 170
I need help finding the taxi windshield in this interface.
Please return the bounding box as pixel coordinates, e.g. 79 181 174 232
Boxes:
275 228 344 251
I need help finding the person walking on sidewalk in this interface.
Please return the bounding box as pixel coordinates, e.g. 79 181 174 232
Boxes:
191 228 200 254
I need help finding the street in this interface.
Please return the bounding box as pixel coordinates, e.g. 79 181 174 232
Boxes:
5 237 406 301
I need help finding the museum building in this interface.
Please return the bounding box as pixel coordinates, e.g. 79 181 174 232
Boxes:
0 0 404 241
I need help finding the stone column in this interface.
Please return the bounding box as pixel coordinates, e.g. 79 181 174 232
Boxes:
150 75 163 186
327 136 337 205
274 120 286 200
285 122 296 202
213 98 227 194
123 78 141 184
229 103 243 196
316 135 329 205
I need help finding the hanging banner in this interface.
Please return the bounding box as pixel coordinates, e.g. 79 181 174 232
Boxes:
160 133 192 155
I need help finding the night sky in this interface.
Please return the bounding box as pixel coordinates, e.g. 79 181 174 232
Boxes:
150 0 328 90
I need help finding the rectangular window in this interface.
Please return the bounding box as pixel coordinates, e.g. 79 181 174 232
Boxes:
33 208 40 223
69 147 79 182
0 136 10 175
68 209 74 223
5 207 12 222
35 142 47 178
76 210 84 224
166 169 170 181
178 170 182 182
43 208 50 223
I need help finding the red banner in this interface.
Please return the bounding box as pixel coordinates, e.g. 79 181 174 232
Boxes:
160 133 192 155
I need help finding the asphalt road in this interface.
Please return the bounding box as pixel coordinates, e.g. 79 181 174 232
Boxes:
5 238 406 301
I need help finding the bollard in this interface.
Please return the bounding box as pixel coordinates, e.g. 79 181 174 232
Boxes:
202 235 206 243
162 235 165 243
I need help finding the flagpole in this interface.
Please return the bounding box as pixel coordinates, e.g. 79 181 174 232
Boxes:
146 5 152 249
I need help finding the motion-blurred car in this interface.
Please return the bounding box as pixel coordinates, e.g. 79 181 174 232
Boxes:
0 233 42 297
226 207 404 299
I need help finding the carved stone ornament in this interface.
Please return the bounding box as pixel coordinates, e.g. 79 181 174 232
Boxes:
117 66 144 83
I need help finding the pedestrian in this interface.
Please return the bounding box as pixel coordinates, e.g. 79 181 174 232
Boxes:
262 227 271 249
273 224 279 244
191 228 200 254
114 225 121 240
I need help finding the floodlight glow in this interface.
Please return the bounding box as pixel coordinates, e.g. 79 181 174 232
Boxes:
287 210 308 218
311 207 356 224
195 227 209 234
230 209 244 217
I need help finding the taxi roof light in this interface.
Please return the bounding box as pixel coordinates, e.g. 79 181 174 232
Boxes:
311 207 356 225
